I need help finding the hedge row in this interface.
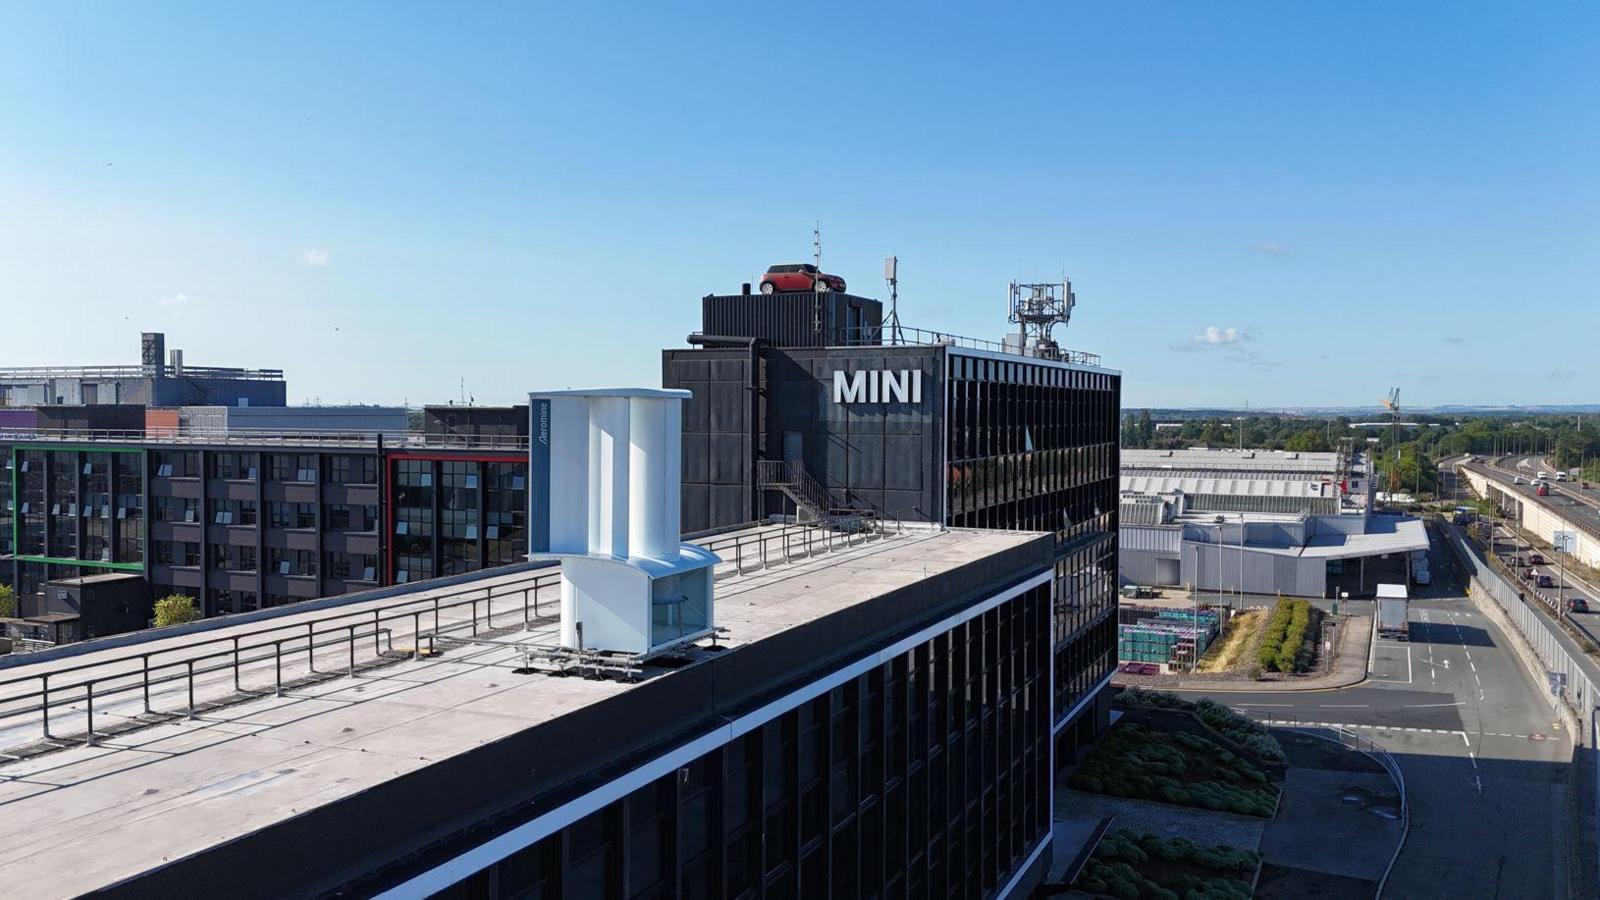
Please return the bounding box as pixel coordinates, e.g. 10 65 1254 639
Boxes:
1255 597 1316 673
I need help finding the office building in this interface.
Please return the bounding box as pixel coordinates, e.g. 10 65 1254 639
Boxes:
0 429 528 636
662 288 1120 762
0 388 1059 899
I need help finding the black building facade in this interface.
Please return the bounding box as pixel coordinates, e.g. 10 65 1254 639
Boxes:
663 293 1120 761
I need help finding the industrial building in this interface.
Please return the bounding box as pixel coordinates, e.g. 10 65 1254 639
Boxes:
1118 446 1428 598
0 389 1059 899
662 282 1120 762
0 332 286 408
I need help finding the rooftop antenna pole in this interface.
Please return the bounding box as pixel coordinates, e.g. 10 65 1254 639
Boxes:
884 255 903 344
813 221 822 275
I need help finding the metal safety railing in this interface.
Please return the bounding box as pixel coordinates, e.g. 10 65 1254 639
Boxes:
839 324 1103 368
0 569 561 753
697 513 928 579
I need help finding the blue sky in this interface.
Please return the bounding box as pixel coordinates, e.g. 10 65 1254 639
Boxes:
2 3 1595 409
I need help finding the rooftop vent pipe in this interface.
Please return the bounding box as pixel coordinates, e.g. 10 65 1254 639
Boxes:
527 388 718 656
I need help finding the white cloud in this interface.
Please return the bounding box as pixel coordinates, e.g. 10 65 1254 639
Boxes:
1193 325 1246 345
1252 241 1291 258
1549 368 1577 380
300 248 331 267
158 292 198 308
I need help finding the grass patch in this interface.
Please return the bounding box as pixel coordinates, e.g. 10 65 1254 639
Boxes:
1075 828 1259 900
1196 609 1265 673
1069 721 1277 817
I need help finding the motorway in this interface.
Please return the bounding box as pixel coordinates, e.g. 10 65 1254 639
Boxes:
1174 522 1573 899
1465 457 1600 646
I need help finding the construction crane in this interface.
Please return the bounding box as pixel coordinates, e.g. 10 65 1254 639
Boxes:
1380 387 1402 494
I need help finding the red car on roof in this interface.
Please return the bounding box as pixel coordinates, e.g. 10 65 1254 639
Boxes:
759 263 846 294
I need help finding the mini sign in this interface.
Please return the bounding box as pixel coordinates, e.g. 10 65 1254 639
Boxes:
832 369 923 405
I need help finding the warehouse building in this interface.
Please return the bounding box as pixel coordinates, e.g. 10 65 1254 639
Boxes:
1118 446 1427 598
662 288 1120 763
0 332 286 408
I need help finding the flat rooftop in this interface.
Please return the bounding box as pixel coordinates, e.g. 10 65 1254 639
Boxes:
0 523 1042 898
1122 447 1342 475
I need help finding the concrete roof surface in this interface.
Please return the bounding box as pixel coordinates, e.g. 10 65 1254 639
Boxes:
0 524 1040 899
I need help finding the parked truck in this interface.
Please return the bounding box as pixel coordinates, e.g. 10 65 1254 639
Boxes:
1376 583 1410 641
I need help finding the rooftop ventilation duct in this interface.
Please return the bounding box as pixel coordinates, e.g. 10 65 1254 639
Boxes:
527 388 718 657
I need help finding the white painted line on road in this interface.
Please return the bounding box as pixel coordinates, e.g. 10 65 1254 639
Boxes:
1469 660 1477 673
1404 701 1465 708
1321 704 1369 708
1236 703 1292 708
1460 731 1472 749
1407 645 1413 683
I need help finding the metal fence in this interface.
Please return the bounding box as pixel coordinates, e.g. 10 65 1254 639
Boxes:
0 569 559 753
839 324 1103 368
697 517 921 577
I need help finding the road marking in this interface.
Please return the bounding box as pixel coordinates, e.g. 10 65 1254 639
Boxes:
1236 703 1292 708
1404 701 1465 708
1321 704 1369 708
1469 660 1477 673
1461 731 1472 748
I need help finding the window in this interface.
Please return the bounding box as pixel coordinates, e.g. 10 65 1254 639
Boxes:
327 454 378 485
269 501 316 529
212 544 257 572
211 452 258 480
154 496 201 524
268 547 316 577
325 551 378 582
155 541 201 567
271 454 318 483
323 503 374 532
153 450 199 478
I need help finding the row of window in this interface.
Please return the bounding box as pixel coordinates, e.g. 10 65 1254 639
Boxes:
151 497 378 532
151 451 380 484
154 541 377 581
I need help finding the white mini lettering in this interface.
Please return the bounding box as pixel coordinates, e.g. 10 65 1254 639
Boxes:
833 369 923 405
833 370 869 403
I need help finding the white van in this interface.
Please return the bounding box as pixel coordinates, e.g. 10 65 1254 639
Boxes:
1556 471 1569 481
1537 470 1549 481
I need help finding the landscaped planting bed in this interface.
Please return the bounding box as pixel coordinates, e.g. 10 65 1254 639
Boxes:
1117 688 1287 764
1255 597 1320 673
1075 828 1259 900
1068 721 1278 818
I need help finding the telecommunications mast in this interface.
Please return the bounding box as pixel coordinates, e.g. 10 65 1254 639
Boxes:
1007 276 1076 360
884 255 903 343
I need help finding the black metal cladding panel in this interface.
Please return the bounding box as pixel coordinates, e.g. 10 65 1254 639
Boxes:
701 293 884 347
761 346 945 521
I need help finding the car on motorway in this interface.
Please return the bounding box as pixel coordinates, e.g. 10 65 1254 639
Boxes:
1530 553 1547 565
1514 475 1525 484
1556 471 1569 481
1568 597 1590 613
1537 483 1551 496
1524 567 1537 581
1538 574 1556 589
1537 470 1549 480
758 264 846 294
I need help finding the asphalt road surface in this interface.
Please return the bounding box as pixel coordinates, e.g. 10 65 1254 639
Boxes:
1173 525 1572 899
